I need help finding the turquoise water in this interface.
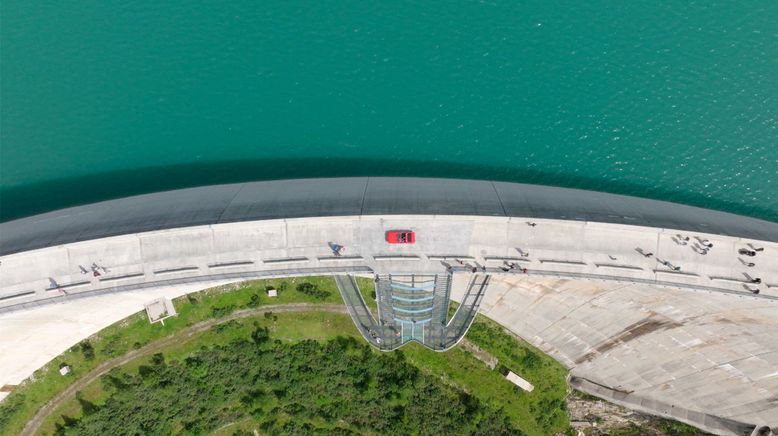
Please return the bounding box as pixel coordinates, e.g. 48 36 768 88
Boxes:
1 1 776 221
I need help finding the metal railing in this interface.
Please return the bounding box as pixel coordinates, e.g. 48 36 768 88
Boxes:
0 266 374 315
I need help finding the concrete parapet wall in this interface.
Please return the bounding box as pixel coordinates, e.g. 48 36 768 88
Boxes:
2 178 775 256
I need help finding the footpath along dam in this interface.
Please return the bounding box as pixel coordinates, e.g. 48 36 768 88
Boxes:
0 178 776 435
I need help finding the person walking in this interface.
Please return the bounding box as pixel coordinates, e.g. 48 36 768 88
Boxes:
330 243 344 256
748 243 764 252
636 248 654 258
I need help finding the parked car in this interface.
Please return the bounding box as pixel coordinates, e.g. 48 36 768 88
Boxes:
386 230 415 244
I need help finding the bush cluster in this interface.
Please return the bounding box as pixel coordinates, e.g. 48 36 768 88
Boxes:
53 335 519 435
295 282 331 300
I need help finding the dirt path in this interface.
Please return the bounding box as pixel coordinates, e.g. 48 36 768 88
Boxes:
22 303 348 436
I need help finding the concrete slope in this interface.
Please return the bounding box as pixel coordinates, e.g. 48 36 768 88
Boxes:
450 275 778 435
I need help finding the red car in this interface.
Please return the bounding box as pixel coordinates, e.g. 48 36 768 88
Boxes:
386 230 415 244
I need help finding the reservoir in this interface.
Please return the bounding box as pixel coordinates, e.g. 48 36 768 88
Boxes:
1 1 775 221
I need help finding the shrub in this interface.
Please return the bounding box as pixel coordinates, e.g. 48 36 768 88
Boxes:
295 282 330 300
80 341 95 360
247 294 261 308
151 353 165 366
211 304 236 318
521 350 541 369
251 325 270 345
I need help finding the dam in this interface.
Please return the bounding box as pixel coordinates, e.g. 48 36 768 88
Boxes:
0 178 776 435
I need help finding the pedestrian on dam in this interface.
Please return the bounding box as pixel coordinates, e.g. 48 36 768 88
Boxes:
330 244 344 256
747 243 764 252
636 248 653 257
751 277 762 284
739 249 756 257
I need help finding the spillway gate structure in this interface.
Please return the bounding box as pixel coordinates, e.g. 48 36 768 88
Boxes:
335 273 490 351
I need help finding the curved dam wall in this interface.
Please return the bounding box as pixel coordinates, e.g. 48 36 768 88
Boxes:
1 177 776 256
1 178 777 434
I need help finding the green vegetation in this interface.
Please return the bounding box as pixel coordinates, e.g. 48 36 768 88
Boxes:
401 314 569 434
295 282 331 300
354 275 378 316
0 276 343 436
656 419 707 436
50 332 519 435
